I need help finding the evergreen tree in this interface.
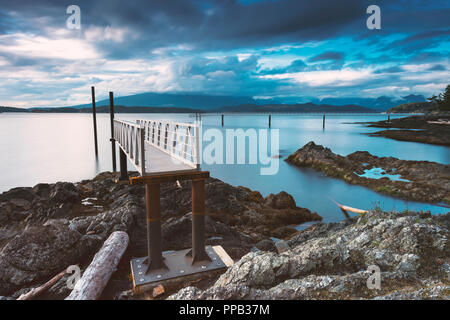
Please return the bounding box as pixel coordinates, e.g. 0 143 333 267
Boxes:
428 85 450 112
440 85 450 111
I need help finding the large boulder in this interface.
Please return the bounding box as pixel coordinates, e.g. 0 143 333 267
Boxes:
0 221 100 296
264 192 296 209
168 211 449 300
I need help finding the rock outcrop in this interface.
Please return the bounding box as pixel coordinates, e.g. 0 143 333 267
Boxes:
0 172 320 298
363 114 450 147
168 210 449 300
285 141 450 204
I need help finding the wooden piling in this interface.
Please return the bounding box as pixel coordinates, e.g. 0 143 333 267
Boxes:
221 114 224 127
269 114 271 128
109 92 117 172
323 113 326 130
91 86 98 156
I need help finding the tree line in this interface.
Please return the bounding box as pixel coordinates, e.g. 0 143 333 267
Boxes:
428 85 450 112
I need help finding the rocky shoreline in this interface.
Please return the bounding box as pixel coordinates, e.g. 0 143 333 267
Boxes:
0 172 321 299
285 142 450 204
363 114 450 146
169 210 449 300
1 171 448 300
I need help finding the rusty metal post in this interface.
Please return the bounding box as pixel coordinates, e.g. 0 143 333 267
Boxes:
109 92 117 172
145 183 165 272
119 148 128 181
190 179 210 263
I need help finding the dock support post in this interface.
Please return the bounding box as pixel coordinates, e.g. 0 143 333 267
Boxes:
145 183 165 272
91 86 98 156
323 113 326 130
119 149 128 181
190 179 210 263
269 114 271 128
221 114 224 127
109 92 117 172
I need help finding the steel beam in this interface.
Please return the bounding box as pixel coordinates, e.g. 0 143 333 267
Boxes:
145 183 166 272
189 179 210 264
119 148 129 181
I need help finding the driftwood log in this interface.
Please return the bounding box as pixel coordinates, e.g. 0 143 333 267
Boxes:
17 266 73 300
330 198 368 218
66 231 129 300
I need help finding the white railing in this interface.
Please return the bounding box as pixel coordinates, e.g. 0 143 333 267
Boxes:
114 119 146 175
136 119 200 170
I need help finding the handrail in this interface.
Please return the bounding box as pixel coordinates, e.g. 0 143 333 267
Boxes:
136 119 200 169
113 119 146 175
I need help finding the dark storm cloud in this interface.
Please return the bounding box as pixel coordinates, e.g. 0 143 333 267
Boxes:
385 29 450 54
0 0 449 107
181 54 259 77
0 0 366 56
374 66 404 74
259 59 307 75
308 51 344 62
409 52 447 63
1 0 448 58
428 64 446 71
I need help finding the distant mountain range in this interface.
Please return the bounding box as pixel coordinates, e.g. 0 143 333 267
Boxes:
217 103 375 113
2 103 376 114
312 94 427 111
64 92 268 111
2 91 428 113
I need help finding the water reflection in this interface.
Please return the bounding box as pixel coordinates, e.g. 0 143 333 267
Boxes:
0 112 448 222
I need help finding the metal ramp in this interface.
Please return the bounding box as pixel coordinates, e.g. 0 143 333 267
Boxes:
113 119 200 176
112 118 232 294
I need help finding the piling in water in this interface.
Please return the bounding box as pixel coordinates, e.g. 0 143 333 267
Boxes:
109 92 116 172
91 86 98 156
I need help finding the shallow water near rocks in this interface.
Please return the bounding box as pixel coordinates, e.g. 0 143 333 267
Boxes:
355 167 411 182
0 113 448 223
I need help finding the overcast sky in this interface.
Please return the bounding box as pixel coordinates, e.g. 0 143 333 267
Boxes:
0 0 449 107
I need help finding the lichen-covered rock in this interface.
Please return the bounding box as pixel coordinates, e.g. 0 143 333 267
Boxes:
168 210 449 300
0 172 318 299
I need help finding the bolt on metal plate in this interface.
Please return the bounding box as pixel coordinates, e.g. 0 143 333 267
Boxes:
130 246 227 288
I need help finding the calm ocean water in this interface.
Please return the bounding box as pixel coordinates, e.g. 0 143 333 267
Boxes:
0 112 448 222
